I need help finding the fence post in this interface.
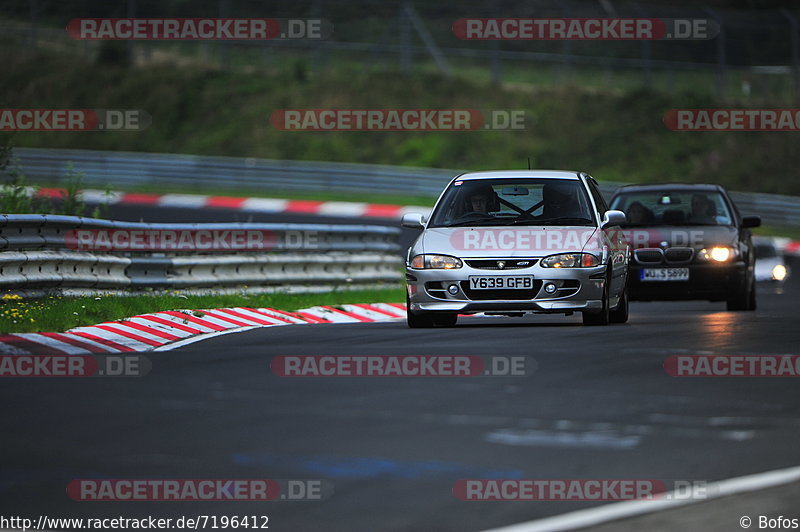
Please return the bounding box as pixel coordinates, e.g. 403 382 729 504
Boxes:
403 3 451 77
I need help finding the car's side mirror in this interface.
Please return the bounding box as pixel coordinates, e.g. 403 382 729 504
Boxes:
742 216 761 228
401 212 427 229
601 210 626 228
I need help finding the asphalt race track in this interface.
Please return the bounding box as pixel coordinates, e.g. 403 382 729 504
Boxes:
1 203 798 531
2 277 799 531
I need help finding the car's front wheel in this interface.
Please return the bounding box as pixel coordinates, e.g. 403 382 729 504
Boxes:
609 287 629 324
433 313 458 327
727 272 756 311
583 275 610 326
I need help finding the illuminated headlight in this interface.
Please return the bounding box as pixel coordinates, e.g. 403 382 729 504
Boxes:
540 253 600 268
409 254 462 269
772 264 788 281
699 246 735 262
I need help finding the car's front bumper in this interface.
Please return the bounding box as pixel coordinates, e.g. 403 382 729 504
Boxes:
628 262 747 301
406 264 607 314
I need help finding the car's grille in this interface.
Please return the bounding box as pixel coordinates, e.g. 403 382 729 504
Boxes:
460 280 543 300
634 249 664 264
465 259 538 270
664 247 694 263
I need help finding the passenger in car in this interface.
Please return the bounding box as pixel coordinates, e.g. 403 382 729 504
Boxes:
465 186 500 215
541 182 583 219
625 201 654 224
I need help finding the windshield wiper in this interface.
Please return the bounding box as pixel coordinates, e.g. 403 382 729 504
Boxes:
535 217 594 225
442 220 506 227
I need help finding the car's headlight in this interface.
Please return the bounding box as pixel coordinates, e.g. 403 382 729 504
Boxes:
772 264 788 281
698 246 736 262
540 253 600 268
409 254 463 269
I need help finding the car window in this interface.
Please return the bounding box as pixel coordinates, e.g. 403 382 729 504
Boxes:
609 190 733 226
429 178 595 227
586 179 608 216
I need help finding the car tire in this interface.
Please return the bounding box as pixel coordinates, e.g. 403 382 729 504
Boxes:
583 273 610 326
433 313 458 327
727 273 756 312
406 294 435 328
609 287 629 324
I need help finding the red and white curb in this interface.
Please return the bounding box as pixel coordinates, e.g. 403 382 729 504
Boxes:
34 188 432 220
0 303 408 355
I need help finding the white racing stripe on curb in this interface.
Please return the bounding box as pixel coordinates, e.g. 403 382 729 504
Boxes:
339 304 403 321
218 308 288 326
368 303 408 318
241 198 290 212
480 465 800 532
298 306 365 323
69 326 153 350
23 333 89 354
61 332 125 353
125 317 195 338
100 322 172 344
318 202 368 217
146 312 219 333
81 189 124 204
201 309 263 327
157 194 211 208
175 312 243 330
255 308 307 323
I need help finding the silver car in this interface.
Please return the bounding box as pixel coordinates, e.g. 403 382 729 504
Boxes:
402 171 630 327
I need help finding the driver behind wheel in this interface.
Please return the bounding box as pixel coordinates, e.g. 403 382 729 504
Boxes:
465 185 500 215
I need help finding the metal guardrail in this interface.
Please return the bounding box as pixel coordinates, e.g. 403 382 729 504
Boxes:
0 215 402 290
11 147 456 197
11 147 800 228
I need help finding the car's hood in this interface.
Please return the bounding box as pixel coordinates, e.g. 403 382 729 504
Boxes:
420 226 599 258
621 225 738 250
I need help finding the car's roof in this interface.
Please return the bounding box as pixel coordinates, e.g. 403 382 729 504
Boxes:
456 170 582 181
614 183 724 193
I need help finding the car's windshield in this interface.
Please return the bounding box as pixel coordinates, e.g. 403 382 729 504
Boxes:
428 178 595 228
610 190 733 227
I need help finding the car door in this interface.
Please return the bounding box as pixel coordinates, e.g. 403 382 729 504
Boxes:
586 177 629 298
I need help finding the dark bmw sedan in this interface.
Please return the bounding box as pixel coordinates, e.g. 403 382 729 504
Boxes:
609 184 761 311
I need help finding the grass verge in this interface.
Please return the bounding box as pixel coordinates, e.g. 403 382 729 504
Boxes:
0 288 406 334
